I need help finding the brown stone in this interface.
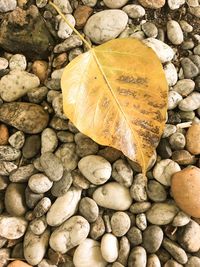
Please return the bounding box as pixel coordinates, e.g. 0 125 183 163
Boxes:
172 150 196 165
186 123 200 155
32 60 48 83
74 5 93 29
53 53 68 69
0 124 9 145
138 0 165 9
8 260 32 267
172 166 200 217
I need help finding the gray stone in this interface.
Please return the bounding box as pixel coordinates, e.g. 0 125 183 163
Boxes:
53 0 72 13
128 247 147 267
111 212 131 237
173 79 195 96
185 256 200 267
168 0 185 10
22 135 41 159
54 35 83 53
27 86 48 104
0 161 17 176
127 226 142 246
130 174 147 201
168 91 182 109
51 171 73 197
112 159 133 187
142 22 158 38
33 197 51 218
25 186 44 209
8 131 25 149
147 180 167 202
29 216 47 235
75 133 99 157
164 63 178 87
136 213 147 231
178 92 200 111
181 58 199 78
41 128 58 154
9 164 36 183
169 132 186 150
180 20 193 33
172 211 190 227
103 0 128 8
143 226 163 253
79 197 99 223
9 54 27 70
0 0 16 12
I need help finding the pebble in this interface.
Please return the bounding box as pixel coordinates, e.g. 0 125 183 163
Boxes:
78 155 111 185
90 216 105 240
128 246 147 267
173 79 195 97
169 132 186 150
147 180 167 202
36 0 48 8
130 202 151 214
0 0 17 12
0 145 21 161
153 159 181 186
82 0 97 7
22 135 41 159
47 187 81 226
181 58 199 78
172 211 190 227
179 92 200 111
138 0 165 9
142 22 158 38
162 124 177 138
167 20 184 45
49 215 90 253
165 64 178 87
53 0 72 14
41 128 58 154
177 220 200 252
0 102 49 134
0 70 40 102
32 60 48 83
29 216 47 235
136 213 147 230
186 123 200 154
143 38 175 63
180 20 193 33
93 182 132 210
143 226 163 253
112 159 133 187
84 10 128 44
162 238 188 264
7 260 32 267
8 131 25 149
73 239 107 267
110 212 130 237
28 174 53 194
185 256 200 267
146 203 179 225
0 248 10 267
101 233 118 263
55 143 79 171
123 5 145 18
130 174 147 201
51 171 73 197
172 149 196 165
0 161 17 176
0 215 27 239
52 94 66 119
117 236 130 266
194 44 200 55
189 6 200 17
9 54 27 70
33 197 51 218
54 35 83 53
164 260 183 267
74 5 93 29
75 133 99 157
0 124 9 145
168 0 185 9
79 197 99 223
57 131 74 143
5 183 27 216
57 14 75 39
0 57 8 70
127 226 142 246
28 86 48 104
24 229 50 265
147 254 161 267
40 152 63 181
103 0 128 8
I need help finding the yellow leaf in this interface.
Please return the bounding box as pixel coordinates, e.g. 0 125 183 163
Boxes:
61 38 168 173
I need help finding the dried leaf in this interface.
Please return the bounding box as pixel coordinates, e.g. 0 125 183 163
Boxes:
61 38 168 173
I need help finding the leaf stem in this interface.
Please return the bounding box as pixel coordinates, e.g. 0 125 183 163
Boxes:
49 1 92 50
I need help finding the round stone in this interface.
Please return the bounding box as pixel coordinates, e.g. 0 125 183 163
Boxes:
167 20 184 45
103 0 128 8
28 174 53 194
111 212 131 237
143 226 163 253
138 0 165 9
79 197 99 223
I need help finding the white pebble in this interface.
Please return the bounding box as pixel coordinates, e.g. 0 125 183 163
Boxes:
168 0 185 10
0 57 8 70
57 14 75 39
103 0 128 8
9 54 27 70
123 4 145 18
164 62 178 86
28 174 53 194
167 20 184 45
168 91 183 110
101 233 119 263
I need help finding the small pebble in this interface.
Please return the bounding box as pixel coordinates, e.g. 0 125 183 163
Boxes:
28 174 53 194
0 215 27 239
167 20 184 45
143 225 163 253
101 233 119 263
180 20 193 32
51 171 73 197
8 131 25 149
0 57 8 70
0 145 21 161
74 5 93 29
122 5 145 18
186 123 200 154
57 14 75 39
147 180 167 202
185 256 200 267
0 124 9 145
173 79 195 97
169 132 186 150
79 197 99 223
29 216 47 235
128 246 147 267
112 159 133 187
9 54 27 71
168 91 182 110
111 212 131 237
168 0 185 10
172 211 190 227
130 174 147 201
127 226 142 246
103 0 128 8
181 58 199 78
33 197 51 218
142 22 158 38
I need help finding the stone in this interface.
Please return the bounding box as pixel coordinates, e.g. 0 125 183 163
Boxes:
0 145 21 161
53 0 72 13
130 174 147 201
179 92 200 111
177 220 200 252
143 38 175 63
55 143 79 171
74 6 93 29
5 183 27 216
0 70 40 102
90 216 105 240
75 133 99 157
165 64 178 87
194 44 200 55
169 132 186 150
0 215 27 239
29 216 47 235
172 211 190 227
117 236 130 266
50 216 90 253
0 6 54 59
0 124 9 145
164 260 183 267
147 254 161 267
7 260 32 267
79 197 99 223
32 60 48 82
167 20 184 45
24 229 50 265
0 102 49 134
127 226 142 246
41 128 58 154
93 182 132 210
52 94 66 119
33 197 51 218
47 187 82 226
162 238 188 264
128 246 147 267
142 22 158 38
101 233 119 263
173 79 195 96
111 212 131 237
162 124 176 138
28 86 48 104
40 152 63 181
22 135 41 159
73 239 107 267
171 166 200 217
51 171 73 197
54 35 83 53
186 123 200 154
122 5 145 18
9 54 27 70
180 20 193 33
147 180 167 202
181 58 199 78
36 0 48 8
0 57 8 70
168 91 182 110
168 0 185 9
172 150 196 165
136 213 147 230
143 226 163 253
189 6 200 17
8 131 25 149
138 0 165 9
82 0 97 7
78 155 111 185
84 10 128 44
112 159 133 187
185 256 200 267
146 203 179 225
130 202 151 214
153 159 181 186
28 174 53 194
25 187 44 209
57 14 75 39
0 0 16 12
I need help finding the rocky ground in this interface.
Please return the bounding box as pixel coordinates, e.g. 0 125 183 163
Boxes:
0 0 200 266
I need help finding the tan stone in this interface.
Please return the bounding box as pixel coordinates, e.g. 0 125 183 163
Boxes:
186 123 200 155
138 0 165 9
0 124 9 145
32 60 48 82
